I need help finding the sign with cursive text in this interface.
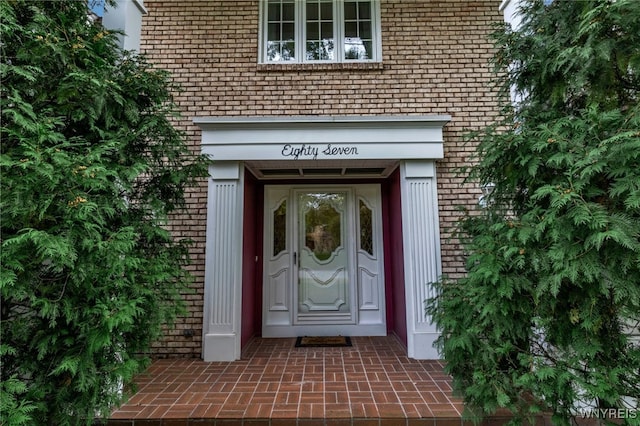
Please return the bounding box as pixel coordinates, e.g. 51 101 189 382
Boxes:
281 143 360 160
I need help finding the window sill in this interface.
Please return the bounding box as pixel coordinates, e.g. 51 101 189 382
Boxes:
257 62 384 72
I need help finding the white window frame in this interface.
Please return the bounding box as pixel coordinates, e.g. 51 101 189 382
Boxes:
259 0 382 64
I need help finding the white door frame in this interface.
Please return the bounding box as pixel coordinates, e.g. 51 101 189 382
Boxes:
262 184 386 338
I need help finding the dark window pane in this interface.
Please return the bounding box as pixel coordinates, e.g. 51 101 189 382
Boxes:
359 21 371 39
345 22 357 37
359 200 373 256
306 2 318 20
273 200 287 256
282 41 295 59
359 1 371 19
268 2 280 21
268 23 280 41
344 2 357 20
321 22 333 39
303 193 342 261
282 2 295 21
320 2 333 19
307 22 319 40
282 22 295 40
362 40 372 58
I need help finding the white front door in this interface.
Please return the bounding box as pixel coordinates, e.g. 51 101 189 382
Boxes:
295 190 355 324
263 184 386 337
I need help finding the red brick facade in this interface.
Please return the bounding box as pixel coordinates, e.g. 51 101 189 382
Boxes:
139 0 502 357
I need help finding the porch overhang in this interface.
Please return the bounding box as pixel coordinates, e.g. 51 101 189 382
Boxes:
195 115 449 362
194 115 450 161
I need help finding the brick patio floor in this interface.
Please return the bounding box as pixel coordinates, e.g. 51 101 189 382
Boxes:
106 336 520 426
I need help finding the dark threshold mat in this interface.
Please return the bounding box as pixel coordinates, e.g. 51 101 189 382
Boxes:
295 336 352 347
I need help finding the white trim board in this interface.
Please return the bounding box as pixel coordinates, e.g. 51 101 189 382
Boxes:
194 116 450 161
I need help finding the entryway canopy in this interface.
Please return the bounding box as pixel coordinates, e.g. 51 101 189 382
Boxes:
194 115 450 162
194 115 450 362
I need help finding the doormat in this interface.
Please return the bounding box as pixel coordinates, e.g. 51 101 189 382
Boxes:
295 336 352 348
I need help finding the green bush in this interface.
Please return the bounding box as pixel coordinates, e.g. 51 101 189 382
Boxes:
427 0 640 424
0 1 207 424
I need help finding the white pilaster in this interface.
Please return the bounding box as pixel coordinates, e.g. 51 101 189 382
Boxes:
202 162 244 361
400 160 442 359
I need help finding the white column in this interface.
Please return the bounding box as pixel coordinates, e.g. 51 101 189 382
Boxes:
202 162 244 361
400 160 442 359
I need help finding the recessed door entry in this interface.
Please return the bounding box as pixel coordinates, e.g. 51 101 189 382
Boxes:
262 185 386 337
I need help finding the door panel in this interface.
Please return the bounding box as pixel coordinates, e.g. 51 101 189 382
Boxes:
355 185 383 314
264 187 292 325
296 191 353 322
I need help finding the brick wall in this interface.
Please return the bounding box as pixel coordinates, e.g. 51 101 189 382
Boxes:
139 0 503 357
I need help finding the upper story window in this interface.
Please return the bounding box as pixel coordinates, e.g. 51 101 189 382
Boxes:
260 0 381 63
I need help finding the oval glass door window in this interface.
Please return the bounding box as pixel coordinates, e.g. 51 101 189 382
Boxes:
301 192 343 262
